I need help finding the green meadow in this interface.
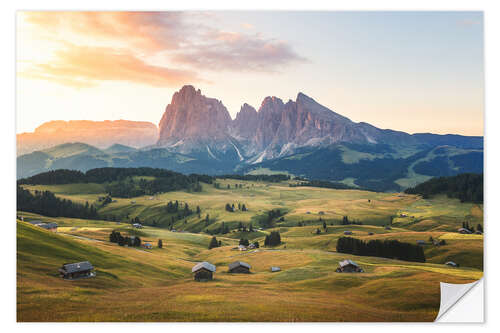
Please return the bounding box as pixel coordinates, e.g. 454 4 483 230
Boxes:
17 179 483 322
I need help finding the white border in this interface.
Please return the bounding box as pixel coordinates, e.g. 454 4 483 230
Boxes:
2 0 498 331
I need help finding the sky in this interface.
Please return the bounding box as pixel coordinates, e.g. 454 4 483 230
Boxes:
16 11 484 136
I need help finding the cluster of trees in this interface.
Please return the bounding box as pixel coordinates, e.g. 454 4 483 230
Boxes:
341 216 363 225
18 168 213 198
264 231 281 247
17 185 98 219
208 236 222 249
239 238 259 248
258 209 285 228
289 180 355 190
236 222 254 232
462 221 483 233
405 173 483 203
225 203 247 212
336 237 426 263
219 174 290 182
109 231 141 247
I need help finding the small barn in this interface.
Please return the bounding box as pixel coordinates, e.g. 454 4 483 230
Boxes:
192 261 216 281
142 242 152 249
336 259 364 273
133 223 143 229
228 261 251 273
59 261 95 279
458 228 472 234
343 231 353 235
270 266 281 272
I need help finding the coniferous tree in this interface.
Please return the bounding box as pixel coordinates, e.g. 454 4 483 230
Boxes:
158 239 163 248
208 236 219 249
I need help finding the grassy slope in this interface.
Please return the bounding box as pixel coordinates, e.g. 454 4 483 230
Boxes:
17 180 483 321
18 218 482 322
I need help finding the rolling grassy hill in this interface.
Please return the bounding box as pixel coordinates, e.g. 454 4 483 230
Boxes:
17 217 481 321
17 177 483 321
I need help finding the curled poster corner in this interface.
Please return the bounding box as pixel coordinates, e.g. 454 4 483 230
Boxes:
435 279 484 322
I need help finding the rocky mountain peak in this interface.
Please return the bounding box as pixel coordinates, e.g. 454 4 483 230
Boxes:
157 85 233 154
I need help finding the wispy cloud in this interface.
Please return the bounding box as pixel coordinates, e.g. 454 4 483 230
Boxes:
20 44 200 88
171 30 307 71
20 12 306 88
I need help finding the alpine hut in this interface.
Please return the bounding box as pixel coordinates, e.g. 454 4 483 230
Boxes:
192 261 216 281
336 259 364 273
59 261 95 279
228 261 251 273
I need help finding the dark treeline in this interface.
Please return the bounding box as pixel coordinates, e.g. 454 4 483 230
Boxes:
218 174 290 182
289 179 356 190
336 237 425 263
17 185 98 219
405 173 483 203
18 168 213 198
109 230 141 247
264 231 281 247
18 167 213 185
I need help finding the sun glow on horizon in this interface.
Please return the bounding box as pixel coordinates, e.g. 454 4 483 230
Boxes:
16 11 484 136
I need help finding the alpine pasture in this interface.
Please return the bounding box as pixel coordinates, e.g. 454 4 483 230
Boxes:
17 178 483 321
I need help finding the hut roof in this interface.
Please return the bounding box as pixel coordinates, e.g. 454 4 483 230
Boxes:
61 261 93 273
228 261 251 270
192 261 216 273
338 259 359 268
445 261 458 267
271 266 281 272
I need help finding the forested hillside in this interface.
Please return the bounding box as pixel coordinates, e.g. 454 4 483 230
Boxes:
404 173 483 203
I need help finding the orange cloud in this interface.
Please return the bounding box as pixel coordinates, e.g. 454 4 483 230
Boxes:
20 44 200 88
20 12 306 87
24 11 184 52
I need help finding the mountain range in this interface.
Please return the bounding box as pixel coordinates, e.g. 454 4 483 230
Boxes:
17 120 158 156
17 85 483 191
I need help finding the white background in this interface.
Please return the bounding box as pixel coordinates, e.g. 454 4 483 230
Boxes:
1 0 498 331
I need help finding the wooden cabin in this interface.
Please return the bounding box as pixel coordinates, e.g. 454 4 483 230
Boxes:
228 261 251 273
192 261 216 281
336 259 364 273
59 261 95 279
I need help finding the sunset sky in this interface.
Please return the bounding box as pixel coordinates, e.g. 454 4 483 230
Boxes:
16 11 484 136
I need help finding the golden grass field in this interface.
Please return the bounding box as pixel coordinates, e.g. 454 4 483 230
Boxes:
17 179 483 322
